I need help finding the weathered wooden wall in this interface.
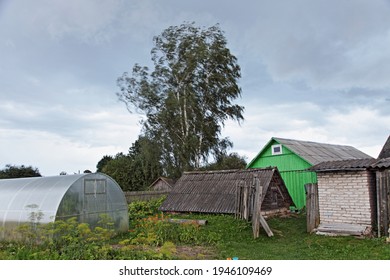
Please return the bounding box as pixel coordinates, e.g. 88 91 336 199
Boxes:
235 176 274 238
376 170 390 237
124 190 169 203
305 183 319 233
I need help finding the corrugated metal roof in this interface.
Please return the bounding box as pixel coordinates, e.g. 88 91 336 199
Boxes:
371 157 390 169
159 168 293 214
308 158 376 172
274 137 373 165
377 135 390 159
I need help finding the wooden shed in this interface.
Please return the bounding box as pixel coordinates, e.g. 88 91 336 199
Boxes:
159 167 294 216
148 177 176 191
371 135 390 236
247 137 373 209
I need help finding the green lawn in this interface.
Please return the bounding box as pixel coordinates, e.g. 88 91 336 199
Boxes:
181 213 390 260
1 201 389 260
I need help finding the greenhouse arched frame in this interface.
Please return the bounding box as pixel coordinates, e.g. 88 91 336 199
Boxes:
0 173 129 240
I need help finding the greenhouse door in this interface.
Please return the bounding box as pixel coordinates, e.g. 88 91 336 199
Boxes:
83 179 107 226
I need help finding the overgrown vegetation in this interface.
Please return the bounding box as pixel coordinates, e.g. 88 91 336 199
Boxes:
0 198 389 260
0 164 41 179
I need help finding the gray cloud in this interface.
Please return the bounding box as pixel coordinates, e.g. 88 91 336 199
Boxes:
246 0 390 90
0 0 389 175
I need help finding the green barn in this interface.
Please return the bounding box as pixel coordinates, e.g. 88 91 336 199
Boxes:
246 137 373 209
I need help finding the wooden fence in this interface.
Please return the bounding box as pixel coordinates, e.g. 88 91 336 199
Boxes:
305 183 319 233
124 190 170 203
235 176 273 238
376 170 390 237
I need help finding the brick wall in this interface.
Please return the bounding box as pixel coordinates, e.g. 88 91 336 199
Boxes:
317 170 376 227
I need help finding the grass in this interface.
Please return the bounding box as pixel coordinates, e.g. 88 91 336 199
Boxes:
0 198 389 260
176 212 390 260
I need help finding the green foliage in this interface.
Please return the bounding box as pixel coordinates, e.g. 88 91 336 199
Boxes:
101 136 163 191
128 196 166 222
0 164 41 179
201 152 247 171
117 22 244 178
2 199 390 260
0 215 118 260
96 155 113 172
101 153 133 191
127 198 219 248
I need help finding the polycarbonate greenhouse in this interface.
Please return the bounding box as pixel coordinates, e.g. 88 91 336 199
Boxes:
0 173 129 240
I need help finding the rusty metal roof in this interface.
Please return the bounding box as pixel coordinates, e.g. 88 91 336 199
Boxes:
159 167 292 214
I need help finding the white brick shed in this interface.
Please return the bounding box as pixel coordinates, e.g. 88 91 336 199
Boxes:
309 135 390 237
309 158 377 236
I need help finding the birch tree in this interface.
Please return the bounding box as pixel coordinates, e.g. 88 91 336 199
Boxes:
117 23 244 178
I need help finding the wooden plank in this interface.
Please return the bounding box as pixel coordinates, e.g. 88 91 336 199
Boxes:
385 171 390 235
316 223 368 236
259 215 274 237
305 183 319 233
251 177 262 238
383 173 389 235
243 183 250 221
168 219 207 226
376 171 382 237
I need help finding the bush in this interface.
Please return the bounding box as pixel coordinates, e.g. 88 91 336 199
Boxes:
128 197 166 220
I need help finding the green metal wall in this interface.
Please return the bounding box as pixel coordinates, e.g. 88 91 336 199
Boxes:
247 140 317 209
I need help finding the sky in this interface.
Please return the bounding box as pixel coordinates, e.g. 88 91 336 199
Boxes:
0 0 389 176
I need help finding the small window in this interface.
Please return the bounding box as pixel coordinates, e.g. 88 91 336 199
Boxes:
84 179 106 194
271 144 283 155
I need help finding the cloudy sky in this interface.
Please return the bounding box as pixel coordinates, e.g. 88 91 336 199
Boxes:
1 0 389 176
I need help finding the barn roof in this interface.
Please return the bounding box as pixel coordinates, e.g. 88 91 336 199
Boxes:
159 167 293 214
147 177 176 190
309 135 390 171
248 137 373 167
273 137 372 165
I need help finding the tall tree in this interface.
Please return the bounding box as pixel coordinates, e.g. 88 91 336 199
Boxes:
117 22 244 178
100 136 163 191
0 164 41 179
202 152 247 171
96 155 113 172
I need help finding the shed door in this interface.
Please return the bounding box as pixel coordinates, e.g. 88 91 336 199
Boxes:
83 179 107 225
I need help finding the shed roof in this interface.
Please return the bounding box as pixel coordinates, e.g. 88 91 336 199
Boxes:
148 177 176 190
274 137 372 164
248 137 372 167
377 135 390 160
308 158 376 172
371 158 390 169
159 167 293 214
310 135 390 171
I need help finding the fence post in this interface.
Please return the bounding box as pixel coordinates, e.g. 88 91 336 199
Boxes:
305 183 319 233
251 176 262 238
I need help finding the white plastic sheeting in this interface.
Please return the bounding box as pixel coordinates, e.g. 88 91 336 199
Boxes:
0 173 128 239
